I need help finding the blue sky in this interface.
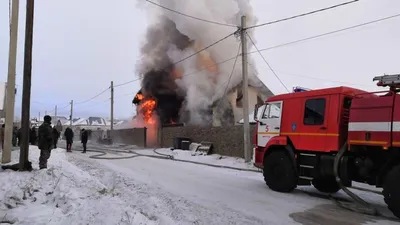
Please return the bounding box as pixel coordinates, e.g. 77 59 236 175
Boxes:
0 0 399 119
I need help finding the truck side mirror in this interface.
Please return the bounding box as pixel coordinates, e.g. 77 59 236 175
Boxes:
253 104 262 122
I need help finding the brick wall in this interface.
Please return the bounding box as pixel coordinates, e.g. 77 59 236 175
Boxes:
160 124 257 158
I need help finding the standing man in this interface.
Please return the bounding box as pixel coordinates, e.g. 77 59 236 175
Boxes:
30 126 37 145
38 115 54 169
64 127 74 152
80 128 88 153
52 127 60 148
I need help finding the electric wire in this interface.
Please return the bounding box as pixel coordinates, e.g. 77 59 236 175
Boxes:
115 13 399 89
246 0 360 29
74 87 110 105
215 41 242 109
145 0 237 28
114 31 237 88
246 32 290 93
254 13 400 53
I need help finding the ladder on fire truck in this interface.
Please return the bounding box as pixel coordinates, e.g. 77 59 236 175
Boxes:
373 74 400 88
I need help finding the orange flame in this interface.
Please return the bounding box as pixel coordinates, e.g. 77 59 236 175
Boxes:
139 98 156 124
136 93 144 101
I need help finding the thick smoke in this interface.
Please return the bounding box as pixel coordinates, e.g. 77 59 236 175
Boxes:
136 0 268 125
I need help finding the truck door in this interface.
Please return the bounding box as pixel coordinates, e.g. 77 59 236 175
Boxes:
299 96 330 151
257 101 283 147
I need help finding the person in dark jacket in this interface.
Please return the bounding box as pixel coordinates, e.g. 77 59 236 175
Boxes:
30 127 37 145
17 127 22 146
64 127 74 152
38 115 54 169
80 128 88 153
12 126 18 146
52 127 60 148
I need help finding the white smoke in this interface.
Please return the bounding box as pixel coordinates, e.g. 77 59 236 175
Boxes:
137 0 269 125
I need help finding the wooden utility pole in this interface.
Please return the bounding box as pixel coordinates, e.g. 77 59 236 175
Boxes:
241 16 251 162
69 100 73 126
19 0 35 171
2 0 20 164
110 81 114 135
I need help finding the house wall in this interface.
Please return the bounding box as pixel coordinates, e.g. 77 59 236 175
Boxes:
213 86 260 126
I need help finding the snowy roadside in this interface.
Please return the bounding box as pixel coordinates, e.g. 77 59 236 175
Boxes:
0 147 157 225
134 147 258 171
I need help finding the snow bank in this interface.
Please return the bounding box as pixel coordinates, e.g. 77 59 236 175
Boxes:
0 147 156 225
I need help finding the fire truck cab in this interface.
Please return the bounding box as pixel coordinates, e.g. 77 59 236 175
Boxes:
253 74 400 218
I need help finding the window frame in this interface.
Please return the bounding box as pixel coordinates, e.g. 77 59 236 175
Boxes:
303 98 326 126
261 102 282 119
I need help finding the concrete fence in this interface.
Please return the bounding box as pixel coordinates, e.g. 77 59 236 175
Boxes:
90 124 257 158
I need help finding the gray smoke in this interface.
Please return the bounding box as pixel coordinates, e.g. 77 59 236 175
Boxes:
136 0 268 125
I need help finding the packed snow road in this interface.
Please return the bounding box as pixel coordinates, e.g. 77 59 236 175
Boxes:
65 142 398 225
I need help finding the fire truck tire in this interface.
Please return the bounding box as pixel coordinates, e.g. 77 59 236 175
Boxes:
263 150 297 193
383 164 400 218
312 177 340 194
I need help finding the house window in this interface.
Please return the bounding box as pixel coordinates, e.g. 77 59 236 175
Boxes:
303 98 326 125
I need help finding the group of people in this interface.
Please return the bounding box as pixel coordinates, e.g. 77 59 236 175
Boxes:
0 115 90 169
37 115 89 169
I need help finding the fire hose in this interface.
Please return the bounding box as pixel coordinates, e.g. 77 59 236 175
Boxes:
68 145 261 172
68 144 399 221
331 141 383 217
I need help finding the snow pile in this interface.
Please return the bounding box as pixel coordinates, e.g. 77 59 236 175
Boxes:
0 147 156 225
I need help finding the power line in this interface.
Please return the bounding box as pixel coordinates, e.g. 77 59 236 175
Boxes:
145 0 237 28
74 87 110 105
254 13 400 53
114 31 237 88
246 32 290 93
116 13 400 89
215 41 242 108
246 0 360 29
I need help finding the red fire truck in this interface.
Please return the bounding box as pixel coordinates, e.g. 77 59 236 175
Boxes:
253 74 400 218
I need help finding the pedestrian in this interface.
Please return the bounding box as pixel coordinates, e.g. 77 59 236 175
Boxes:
64 127 74 152
0 124 5 150
80 128 88 153
30 127 37 145
12 126 18 146
17 127 21 146
38 115 54 169
52 127 60 148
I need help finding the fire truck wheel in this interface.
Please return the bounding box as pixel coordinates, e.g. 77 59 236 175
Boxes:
312 177 340 194
383 164 400 218
263 150 297 193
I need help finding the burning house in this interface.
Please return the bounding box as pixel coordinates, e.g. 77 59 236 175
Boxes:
132 0 274 128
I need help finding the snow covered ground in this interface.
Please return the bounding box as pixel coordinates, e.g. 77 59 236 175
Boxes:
1 144 399 225
0 147 158 225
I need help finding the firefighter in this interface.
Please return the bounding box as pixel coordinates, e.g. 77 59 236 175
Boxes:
80 128 88 153
52 127 60 148
38 115 54 169
64 127 74 152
